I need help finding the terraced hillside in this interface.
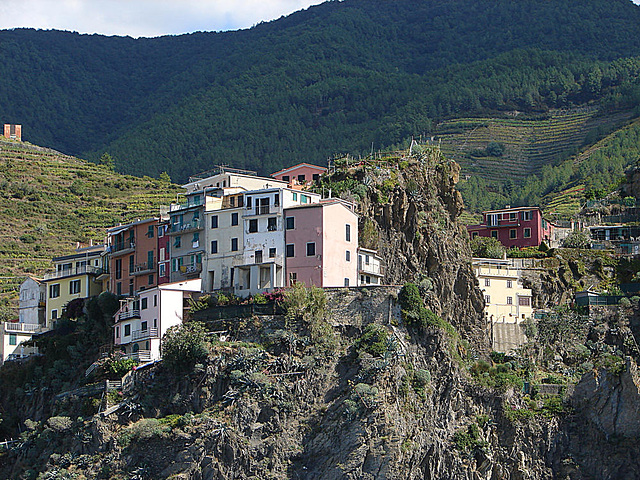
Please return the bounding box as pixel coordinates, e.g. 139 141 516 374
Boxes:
435 108 635 182
0 139 180 311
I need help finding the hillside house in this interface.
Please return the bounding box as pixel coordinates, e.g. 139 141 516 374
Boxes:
358 248 384 285
113 279 201 362
270 163 327 189
107 217 163 296
467 206 555 249
43 245 104 328
589 224 640 255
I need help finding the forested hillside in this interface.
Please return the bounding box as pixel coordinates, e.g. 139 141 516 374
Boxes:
2 0 640 194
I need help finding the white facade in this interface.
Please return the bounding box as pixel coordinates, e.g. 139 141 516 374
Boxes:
113 279 201 362
357 248 384 285
19 277 45 325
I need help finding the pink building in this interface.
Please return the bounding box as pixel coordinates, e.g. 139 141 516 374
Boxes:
284 200 358 287
3 124 21 141
467 206 554 249
157 220 171 285
271 163 327 188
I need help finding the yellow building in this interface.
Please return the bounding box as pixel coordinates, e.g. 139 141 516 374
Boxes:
43 245 105 328
473 258 533 323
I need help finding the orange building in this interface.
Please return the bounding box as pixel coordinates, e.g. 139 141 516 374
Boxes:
106 218 162 297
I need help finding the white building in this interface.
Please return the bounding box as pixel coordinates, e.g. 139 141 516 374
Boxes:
357 248 384 285
113 279 201 362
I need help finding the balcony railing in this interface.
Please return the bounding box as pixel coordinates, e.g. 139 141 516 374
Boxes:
131 261 157 276
117 309 141 321
358 262 384 276
4 322 42 333
170 200 203 212
246 205 281 216
179 263 203 275
43 265 103 280
110 241 136 255
169 219 203 234
132 327 159 341
121 350 153 363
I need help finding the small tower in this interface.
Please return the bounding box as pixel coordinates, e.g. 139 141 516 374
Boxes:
3 124 22 141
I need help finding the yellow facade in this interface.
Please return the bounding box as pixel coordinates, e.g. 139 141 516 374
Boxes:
473 259 533 324
45 274 103 327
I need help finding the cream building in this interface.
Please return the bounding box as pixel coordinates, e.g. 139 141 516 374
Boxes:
473 258 533 323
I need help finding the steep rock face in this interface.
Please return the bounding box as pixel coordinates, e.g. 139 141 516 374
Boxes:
328 149 486 348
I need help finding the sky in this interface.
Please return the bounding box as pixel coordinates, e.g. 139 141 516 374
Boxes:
0 0 327 38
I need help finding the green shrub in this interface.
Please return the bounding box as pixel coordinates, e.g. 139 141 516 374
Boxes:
162 321 209 372
46 416 72 433
118 418 169 447
355 324 390 357
107 357 138 377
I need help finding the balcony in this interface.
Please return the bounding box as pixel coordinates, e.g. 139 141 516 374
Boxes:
170 199 203 212
132 327 159 341
131 261 157 276
179 263 202 276
169 219 203 235
4 322 42 333
245 205 281 216
358 260 384 277
110 241 136 256
43 265 103 280
121 350 153 363
117 309 141 321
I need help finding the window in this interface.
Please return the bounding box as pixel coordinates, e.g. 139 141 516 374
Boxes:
268 217 277 231
301 194 309 204
365 255 370 265
269 248 276 258
231 238 238 252
509 212 517 221
149 274 155 285
306 242 316 256
313 174 320 181
9 334 16 346
519 297 531 306
70 279 81 294
509 229 517 239
292 193 298 201
472 232 478 239
115 258 122 279
158 226 165 237
154 295 157 307
211 240 218 254
52 309 58 320
286 244 295 257
238 196 243 208
286 217 295 230
116 282 122 296
141 297 148 310
491 231 498 239
193 232 200 247
507 280 513 288
346 250 351 262
211 215 218 229
230 197 235 207
484 295 491 304
246 197 252 209
484 278 490 287
298 174 306 183
116 326 120 338
289 272 297 285
249 219 258 233
124 324 131 336
174 236 182 248
231 212 238 226
522 210 532 221
172 257 183 272
346 224 351 242
274 194 279 206
344 278 350 287
507 296 513 305
129 255 135 273
141 321 148 331
524 228 531 238
147 225 154 237
283 175 290 182
49 284 60 298
159 264 166 278
255 250 263 264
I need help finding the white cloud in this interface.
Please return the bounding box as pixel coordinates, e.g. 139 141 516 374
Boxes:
0 0 326 38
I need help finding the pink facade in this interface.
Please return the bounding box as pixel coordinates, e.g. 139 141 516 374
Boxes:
270 163 326 188
467 207 554 249
157 221 170 285
3 124 21 141
284 200 358 287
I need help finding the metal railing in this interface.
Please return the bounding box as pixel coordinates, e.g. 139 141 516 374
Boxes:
132 327 159 341
43 265 103 280
121 350 152 363
170 219 202 233
117 309 140 321
110 242 136 254
132 262 156 275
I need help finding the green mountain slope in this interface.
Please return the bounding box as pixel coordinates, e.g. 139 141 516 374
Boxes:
2 0 640 182
0 139 179 311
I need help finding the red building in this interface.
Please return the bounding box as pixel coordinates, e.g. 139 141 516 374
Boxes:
466 206 554 249
270 163 326 188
